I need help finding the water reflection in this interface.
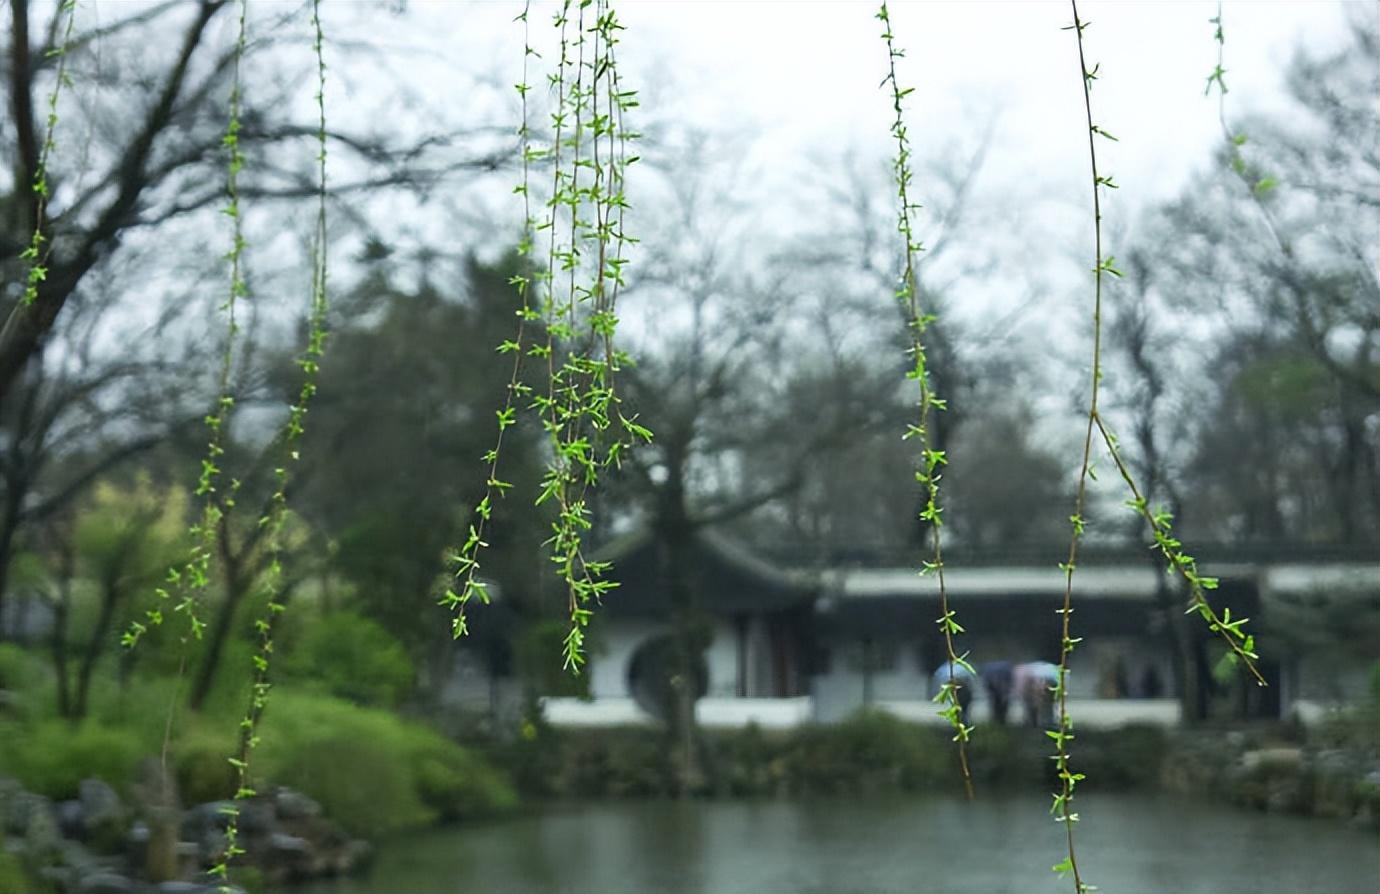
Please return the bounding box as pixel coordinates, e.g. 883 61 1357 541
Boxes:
291 793 1379 894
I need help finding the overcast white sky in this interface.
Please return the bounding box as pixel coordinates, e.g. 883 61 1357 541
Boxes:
353 0 1367 339
72 0 1363 389
399 0 1363 211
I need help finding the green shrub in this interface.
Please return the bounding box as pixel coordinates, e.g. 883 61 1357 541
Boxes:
0 719 146 799
273 736 430 837
516 715 1173 800
411 738 519 821
705 723 789 797
0 645 54 719
0 850 43 894
485 719 565 798
554 727 675 798
172 727 238 805
256 690 515 837
284 612 413 707
1076 724 1168 788
0 644 44 691
783 711 951 795
965 721 1035 786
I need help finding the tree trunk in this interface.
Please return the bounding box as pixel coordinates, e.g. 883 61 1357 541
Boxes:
661 528 706 797
1151 568 1204 723
655 445 706 798
74 578 121 719
0 528 14 643
0 491 23 642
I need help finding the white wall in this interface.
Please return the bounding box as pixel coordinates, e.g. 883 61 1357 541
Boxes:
704 618 740 698
697 696 814 728
588 619 670 699
876 698 1181 728
808 636 933 718
542 696 655 726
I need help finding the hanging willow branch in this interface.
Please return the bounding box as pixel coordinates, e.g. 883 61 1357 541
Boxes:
1049 5 1101 889
124 0 251 652
1052 4 1270 890
444 0 647 672
18 0 78 307
874 0 974 801
209 1 331 886
440 0 541 641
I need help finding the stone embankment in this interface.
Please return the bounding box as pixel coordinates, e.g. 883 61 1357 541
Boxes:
1162 728 1380 832
1 769 370 893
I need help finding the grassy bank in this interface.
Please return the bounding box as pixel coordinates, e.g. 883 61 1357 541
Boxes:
0 645 516 841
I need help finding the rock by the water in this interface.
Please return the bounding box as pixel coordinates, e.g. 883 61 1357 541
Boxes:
156 883 246 894
2 777 369 890
181 801 234 836
79 779 126 830
1239 747 1304 773
75 871 139 894
155 884 205 894
269 831 311 856
274 788 322 820
3 789 52 838
236 799 274 836
57 799 85 838
266 831 313 877
24 798 63 863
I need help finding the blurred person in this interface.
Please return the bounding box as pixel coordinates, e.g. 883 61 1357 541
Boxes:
931 659 976 725
980 660 1015 725
1014 660 1060 728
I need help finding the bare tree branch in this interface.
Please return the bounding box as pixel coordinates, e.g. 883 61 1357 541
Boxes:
0 0 227 400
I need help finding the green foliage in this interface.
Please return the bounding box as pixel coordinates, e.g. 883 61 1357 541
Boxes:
1071 723 1167 789
514 619 591 699
270 737 430 838
122 0 253 654
411 737 520 822
174 726 239 805
439 4 543 647
283 612 413 708
546 726 676 798
303 254 549 653
785 711 951 795
1313 684 1380 753
0 850 45 894
499 718 1171 800
0 644 50 718
16 8 1350 891
255 691 516 838
75 477 190 586
0 719 145 799
1 677 514 839
443 0 649 671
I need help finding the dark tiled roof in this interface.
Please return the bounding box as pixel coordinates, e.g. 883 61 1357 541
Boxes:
596 529 818 618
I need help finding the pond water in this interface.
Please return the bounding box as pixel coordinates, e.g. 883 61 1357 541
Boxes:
291 793 1379 894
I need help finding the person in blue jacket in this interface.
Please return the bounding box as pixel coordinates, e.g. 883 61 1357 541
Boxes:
931 659 977 725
